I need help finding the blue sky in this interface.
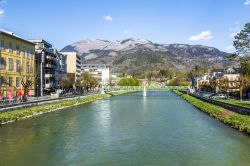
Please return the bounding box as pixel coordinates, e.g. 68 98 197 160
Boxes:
0 0 250 52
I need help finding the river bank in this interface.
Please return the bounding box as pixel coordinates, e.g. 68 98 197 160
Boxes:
174 90 250 135
0 91 134 125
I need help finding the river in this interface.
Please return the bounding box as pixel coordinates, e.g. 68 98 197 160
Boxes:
0 91 250 166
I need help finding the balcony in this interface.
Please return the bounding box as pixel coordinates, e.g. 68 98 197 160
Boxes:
45 83 52 89
45 64 55 68
45 74 53 78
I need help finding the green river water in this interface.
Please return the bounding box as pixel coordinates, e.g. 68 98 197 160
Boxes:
0 91 250 166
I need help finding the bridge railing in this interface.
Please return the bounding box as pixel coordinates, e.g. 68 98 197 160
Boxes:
104 86 188 91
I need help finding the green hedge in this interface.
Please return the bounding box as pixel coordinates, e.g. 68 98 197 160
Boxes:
0 91 133 125
174 90 250 135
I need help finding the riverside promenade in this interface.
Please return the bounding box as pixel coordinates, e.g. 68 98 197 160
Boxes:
0 91 134 125
0 93 98 112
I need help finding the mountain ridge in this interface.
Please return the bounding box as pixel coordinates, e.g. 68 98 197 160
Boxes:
61 38 232 76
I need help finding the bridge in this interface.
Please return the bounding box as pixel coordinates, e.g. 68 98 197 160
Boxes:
104 86 188 92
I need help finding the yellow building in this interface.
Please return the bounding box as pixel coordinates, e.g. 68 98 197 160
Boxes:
0 29 35 97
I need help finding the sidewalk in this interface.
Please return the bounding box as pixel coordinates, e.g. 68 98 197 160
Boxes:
0 93 97 112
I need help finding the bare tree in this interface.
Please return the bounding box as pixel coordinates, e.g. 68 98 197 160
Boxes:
76 72 100 93
58 74 75 92
236 76 249 100
21 77 33 101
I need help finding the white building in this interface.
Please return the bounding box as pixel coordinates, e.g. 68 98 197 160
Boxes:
193 74 211 91
81 64 110 86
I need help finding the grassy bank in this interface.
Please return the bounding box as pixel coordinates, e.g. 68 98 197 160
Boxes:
0 90 134 125
174 90 250 135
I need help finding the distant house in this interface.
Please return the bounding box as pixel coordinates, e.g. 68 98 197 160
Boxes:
211 69 224 78
193 67 243 93
210 67 242 93
193 74 211 91
223 67 242 82
223 67 242 93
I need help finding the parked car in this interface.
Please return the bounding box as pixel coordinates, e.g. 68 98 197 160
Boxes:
212 93 227 99
195 91 214 98
202 92 214 98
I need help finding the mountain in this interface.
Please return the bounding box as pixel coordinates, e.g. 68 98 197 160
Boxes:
61 38 166 59
61 38 233 76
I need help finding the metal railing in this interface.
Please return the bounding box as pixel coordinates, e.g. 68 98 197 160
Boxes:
0 92 99 112
104 86 188 91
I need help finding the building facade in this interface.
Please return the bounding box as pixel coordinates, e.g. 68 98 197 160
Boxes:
223 68 242 93
193 67 242 93
81 64 110 86
54 49 67 87
29 39 57 96
60 52 81 81
0 29 35 97
193 74 211 91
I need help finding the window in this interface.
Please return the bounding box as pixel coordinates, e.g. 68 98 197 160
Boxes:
23 48 26 56
46 78 50 84
26 64 29 73
0 57 5 70
8 41 12 52
16 77 20 87
0 39 4 50
16 44 20 54
0 76 4 86
26 64 32 73
30 49 34 59
27 48 30 58
16 60 21 72
8 77 13 86
26 48 29 57
8 58 13 71
35 44 43 50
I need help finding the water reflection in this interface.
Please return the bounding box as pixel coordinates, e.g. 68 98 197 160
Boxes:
95 100 112 146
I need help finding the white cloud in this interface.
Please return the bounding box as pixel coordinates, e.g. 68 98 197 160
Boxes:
244 0 250 5
0 9 4 17
104 15 113 21
229 22 241 38
0 1 6 20
224 45 235 52
123 30 129 34
188 30 213 41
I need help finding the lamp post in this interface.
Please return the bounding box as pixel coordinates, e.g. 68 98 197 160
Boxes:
36 78 39 100
41 51 45 96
